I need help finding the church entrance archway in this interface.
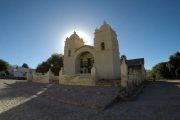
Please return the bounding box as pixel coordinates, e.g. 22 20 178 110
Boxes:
75 51 94 74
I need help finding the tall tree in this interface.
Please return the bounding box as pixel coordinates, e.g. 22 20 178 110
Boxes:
169 52 180 68
0 59 9 72
169 52 180 78
22 63 29 68
36 54 63 75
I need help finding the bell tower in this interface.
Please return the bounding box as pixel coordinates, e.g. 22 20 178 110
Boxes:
64 31 84 75
94 21 121 79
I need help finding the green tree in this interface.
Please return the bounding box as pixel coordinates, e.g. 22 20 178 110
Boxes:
36 54 63 75
169 52 180 68
22 63 29 68
149 51 180 80
169 51 180 78
0 59 9 72
151 62 171 79
36 61 49 74
121 55 127 60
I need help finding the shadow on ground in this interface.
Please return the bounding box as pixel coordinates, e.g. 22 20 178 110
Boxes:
0 80 180 120
0 80 48 100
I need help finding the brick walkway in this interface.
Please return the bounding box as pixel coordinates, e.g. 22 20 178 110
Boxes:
0 79 180 120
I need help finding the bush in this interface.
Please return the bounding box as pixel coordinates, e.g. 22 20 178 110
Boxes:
149 51 180 80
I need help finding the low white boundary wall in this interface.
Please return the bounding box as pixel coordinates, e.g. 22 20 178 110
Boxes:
27 69 59 83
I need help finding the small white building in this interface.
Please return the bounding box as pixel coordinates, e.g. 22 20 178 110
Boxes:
7 65 29 78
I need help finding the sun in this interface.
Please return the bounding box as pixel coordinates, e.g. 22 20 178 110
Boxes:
76 30 92 45
64 30 92 45
59 30 92 53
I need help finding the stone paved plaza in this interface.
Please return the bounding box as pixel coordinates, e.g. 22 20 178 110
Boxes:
0 79 180 120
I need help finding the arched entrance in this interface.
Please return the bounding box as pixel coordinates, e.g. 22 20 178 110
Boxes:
75 51 94 74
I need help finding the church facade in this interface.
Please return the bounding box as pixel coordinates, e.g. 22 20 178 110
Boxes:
63 21 120 80
59 21 145 86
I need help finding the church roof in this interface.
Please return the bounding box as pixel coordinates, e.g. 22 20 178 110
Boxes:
126 58 144 66
65 31 84 43
99 21 112 29
69 31 80 39
95 21 117 36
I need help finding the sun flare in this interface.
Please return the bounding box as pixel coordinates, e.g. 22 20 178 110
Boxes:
59 29 93 53
64 30 92 45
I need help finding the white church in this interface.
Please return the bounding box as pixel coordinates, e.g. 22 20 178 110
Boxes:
59 21 146 86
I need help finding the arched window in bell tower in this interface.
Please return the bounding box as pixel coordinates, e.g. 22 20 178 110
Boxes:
101 42 105 50
68 50 71 56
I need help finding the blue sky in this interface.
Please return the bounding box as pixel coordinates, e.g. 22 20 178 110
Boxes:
0 0 180 69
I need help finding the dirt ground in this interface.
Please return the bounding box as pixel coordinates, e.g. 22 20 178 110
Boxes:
0 79 180 120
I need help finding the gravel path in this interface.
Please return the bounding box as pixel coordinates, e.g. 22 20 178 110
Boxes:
0 79 180 120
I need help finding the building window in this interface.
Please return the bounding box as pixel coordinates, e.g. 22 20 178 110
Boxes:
87 58 91 66
101 42 105 50
80 59 83 67
68 50 71 56
84 61 88 67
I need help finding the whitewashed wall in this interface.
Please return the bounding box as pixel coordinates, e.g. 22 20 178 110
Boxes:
27 69 59 83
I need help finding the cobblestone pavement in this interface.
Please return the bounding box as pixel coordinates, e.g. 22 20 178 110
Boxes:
0 79 180 120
